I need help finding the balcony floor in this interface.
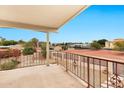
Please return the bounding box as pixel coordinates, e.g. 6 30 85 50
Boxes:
0 64 84 88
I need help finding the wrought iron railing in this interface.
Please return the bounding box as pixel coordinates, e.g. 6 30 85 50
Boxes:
0 51 45 70
1 49 124 88
50 50 124 88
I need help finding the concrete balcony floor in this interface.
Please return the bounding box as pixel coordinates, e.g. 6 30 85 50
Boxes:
0 64 84 88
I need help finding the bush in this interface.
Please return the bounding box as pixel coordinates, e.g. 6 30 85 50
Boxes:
41 50 46 58
90 42 102 50
11 60 21 65
22 47 35 55
62 45 68 50
41 42 46 58
0 60 20 70
114 41 124 51
23 38 39 49
1 61 15 70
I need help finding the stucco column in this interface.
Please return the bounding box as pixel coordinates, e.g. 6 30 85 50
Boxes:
46 32 50 66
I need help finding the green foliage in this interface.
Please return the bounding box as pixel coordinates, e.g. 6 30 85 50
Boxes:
114 41 124 51
1 40 17 46
23 41 33 48
31 38 38 48
42 50 46 58
0 42 2 46
0 60 20 70
18 40 25 44
97 39 108 47
41 42 46 58
0 37 6 42
22 47 35 55
41 42 46 50
11 60 21 65
90 41 102 50
21 38 39 56
0 62 15 70
23 38 39 49
62 45 68 50
74 45 82 49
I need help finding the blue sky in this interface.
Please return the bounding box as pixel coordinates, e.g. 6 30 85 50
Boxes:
0 5 124 43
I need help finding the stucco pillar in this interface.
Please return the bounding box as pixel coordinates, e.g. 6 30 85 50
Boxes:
46 32 50 66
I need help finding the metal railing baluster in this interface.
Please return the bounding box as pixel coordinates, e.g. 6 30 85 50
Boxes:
87 57 90 88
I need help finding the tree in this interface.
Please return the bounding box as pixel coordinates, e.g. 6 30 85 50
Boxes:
1 37 6 42
23 41 33 48
90 41 102 50
41 42 46 50
40 42 47 58
52 43 55 46
0 41 2 46
2 40 17 46
23 38 39 49
18 40 25 44
0 37 18 46
97 39 108 47
114 41 124 51
31 38 39 48
62 45 68 50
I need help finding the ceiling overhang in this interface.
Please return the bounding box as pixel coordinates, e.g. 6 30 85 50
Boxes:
0 5 89 32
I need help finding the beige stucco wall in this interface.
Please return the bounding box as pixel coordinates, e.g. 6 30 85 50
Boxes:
105 41 114 49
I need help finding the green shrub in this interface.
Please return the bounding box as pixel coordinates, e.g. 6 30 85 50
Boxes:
1 61 16 70
22 47 35 55
0 60 20 70
41 50 46 58
114 41 124 51
2 40 17 46
41 42 46 58
11 60 21 65
91 42 102 50
62 45 68 50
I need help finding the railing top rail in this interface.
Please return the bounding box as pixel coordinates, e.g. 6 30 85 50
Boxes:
67 52 124 64
51 50 124 64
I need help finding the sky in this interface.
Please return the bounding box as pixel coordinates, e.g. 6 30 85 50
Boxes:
0 5 124 43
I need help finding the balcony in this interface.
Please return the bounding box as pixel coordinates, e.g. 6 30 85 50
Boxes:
50 50 124 88
0 50 124 88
